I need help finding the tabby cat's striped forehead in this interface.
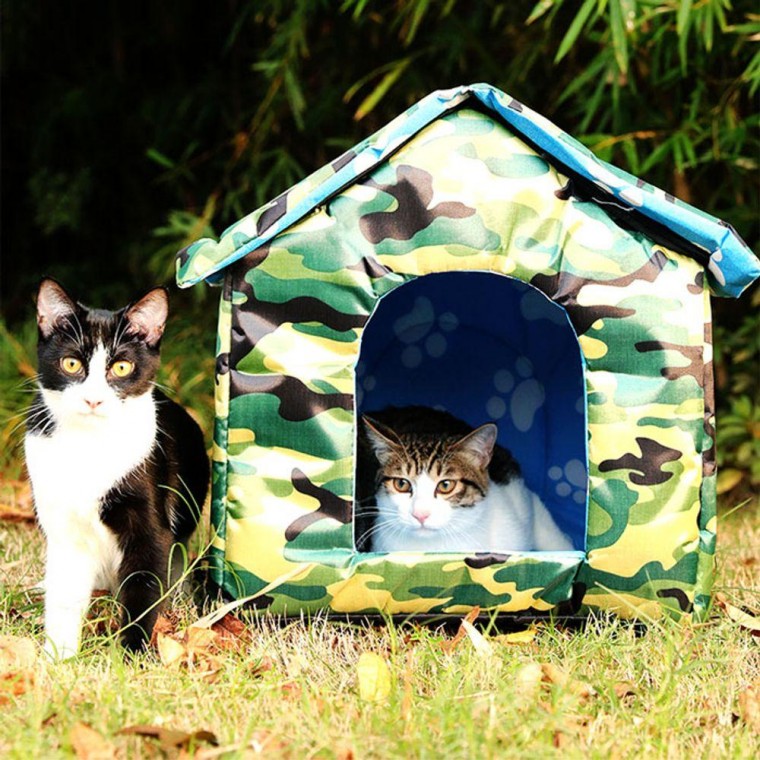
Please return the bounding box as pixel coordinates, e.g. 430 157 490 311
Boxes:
386 433 482 476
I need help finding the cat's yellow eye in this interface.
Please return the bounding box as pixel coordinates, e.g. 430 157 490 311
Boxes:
60 357 83 375
111 360 134 378
436 479 457 495
392 478 412 494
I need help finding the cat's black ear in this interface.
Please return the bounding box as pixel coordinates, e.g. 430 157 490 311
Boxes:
362 416 402 464
124 288 169 348
454 423 498 469
35 278 77 339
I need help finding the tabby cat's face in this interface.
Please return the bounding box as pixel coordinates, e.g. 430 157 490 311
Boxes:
35 279 167 428
363 417 497 539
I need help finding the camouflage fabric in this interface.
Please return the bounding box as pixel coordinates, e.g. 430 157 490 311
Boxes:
177 84 759 623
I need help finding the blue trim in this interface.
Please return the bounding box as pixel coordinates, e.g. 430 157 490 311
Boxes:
187 83 759 298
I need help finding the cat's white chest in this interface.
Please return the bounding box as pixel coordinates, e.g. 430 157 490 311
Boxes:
25 393 157 587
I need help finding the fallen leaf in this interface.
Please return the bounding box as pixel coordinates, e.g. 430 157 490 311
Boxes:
0 671 34 705
461 620 494 659
715 593 760 636
613 681 637 701
493 627 538 646
210 613 250 651
541 663 596 700
119 724 217 751
357 652 391 702
0 503 35 524
440 606 480 654
156 632 187 668
186 625 218 653
0 635 38 669
70 722 116 760
738 679 760 734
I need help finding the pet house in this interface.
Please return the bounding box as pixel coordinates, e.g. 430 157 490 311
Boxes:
177 83 759 621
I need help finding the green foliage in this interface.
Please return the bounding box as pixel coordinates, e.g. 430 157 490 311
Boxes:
714 288 760 498
2 1 758 485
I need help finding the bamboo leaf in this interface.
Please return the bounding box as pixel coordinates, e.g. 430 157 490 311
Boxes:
677 0 693 38
353 58 412 120
526 0 556 25
554 0 598 63
609 0 629 74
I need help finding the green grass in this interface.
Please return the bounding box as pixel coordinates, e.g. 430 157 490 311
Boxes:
1 498 758 758
1 308 758 757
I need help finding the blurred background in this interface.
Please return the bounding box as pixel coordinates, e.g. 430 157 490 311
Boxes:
1 0 758 501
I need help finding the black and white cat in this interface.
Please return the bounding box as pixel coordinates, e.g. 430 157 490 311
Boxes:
24 278 209 657
357 406 572 553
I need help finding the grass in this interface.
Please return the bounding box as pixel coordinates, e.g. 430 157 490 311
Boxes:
1 496 758 758
1 308 758 757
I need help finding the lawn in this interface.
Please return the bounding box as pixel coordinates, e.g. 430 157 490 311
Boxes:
0 309 758 758
0 481 758 758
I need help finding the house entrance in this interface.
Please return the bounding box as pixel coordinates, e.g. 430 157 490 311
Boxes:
354 271 588 551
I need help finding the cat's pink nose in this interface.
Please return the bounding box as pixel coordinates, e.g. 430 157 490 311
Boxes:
413 509 431 525
85 399 103 410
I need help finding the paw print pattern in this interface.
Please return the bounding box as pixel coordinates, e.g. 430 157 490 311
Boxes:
548 459 587 505
392 296 460 369
486 357 546 432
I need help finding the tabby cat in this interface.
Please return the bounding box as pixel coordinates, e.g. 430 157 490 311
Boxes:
357 406 572 553
24 278 209 657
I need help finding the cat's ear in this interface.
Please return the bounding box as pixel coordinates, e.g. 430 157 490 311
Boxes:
362 416 402 465
36 278 77 339
453 423 498 469
124 288 169 348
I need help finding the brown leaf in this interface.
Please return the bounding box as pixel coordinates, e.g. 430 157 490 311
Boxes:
119 724 218 751
0 671 34 705
440 606 481 654
613 681 637 701
738 679 760 734
70 722 116 760
156 632 187 668
541 663 596 700
186 625 218 653
715 593 760 636
210 612 250 652
0 503 35 524
0 635 38 670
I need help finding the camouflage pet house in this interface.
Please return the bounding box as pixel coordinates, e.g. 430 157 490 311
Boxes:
177 83 759 621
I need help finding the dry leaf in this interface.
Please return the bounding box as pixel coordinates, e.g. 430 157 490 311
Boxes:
440 606 481 654
461 620 494 659
186 626 218 652
119 724 217 751
493 627 538 646
0 635 38 670
210 613 250 651
738 679 760 734
541 663 596 699
0 671 34 705
0 503 35 524
613 681 637 701
715 593 760 636
70 722 116 760
357 652 391 702
156 632 187 668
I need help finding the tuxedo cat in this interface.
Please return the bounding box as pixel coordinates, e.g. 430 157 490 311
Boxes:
357 406 572 553
25 278 209 657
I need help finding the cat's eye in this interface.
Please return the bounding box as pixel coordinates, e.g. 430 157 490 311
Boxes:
111 360 134 378
60 357 83 375
436 479 457 495
391 478 412 494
